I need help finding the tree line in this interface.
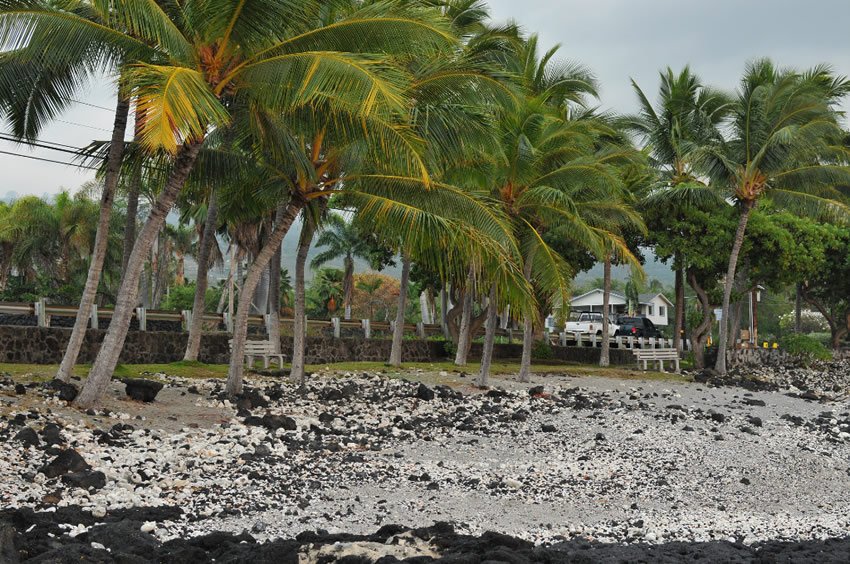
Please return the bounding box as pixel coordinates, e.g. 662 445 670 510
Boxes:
1 0 849 408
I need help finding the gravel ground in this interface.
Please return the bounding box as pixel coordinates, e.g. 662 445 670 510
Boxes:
2 367 850 562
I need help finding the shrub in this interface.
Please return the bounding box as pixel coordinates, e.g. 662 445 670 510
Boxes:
780 334 832 362
531 339 554 360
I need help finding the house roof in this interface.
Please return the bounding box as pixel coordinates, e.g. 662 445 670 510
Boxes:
639 292 674 307
570 288 625 303
570 288 674 307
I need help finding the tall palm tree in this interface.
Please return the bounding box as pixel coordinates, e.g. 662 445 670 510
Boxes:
2 0 460 407
311 214 376 320
465 36 640 384
704 60 850 374
621 66 732 354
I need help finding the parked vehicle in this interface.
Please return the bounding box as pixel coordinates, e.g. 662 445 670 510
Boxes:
614 316 662 338
565 312 619 336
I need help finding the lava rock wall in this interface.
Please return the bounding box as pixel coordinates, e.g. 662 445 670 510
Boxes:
0 325 635 366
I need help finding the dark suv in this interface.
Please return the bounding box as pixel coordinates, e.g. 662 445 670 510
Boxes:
614 316 662 338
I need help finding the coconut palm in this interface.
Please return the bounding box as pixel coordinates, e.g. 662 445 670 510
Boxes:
704 60 850 374
621 66 733 353
2 0 460 407
463 35 642 384
0 0 155 381
311 214 377 320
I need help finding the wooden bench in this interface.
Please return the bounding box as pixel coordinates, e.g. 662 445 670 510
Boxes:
229 340 287 369
633 348 680 373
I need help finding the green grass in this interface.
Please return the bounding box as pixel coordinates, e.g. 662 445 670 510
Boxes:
1 359 688 383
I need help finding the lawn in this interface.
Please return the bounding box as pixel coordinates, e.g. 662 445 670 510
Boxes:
0 360 688 383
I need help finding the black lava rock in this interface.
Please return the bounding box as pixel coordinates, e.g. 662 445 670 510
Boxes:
62 470 106 491
39 449 90 478
121 379 164 402
41 423 64 446
14 427 40 448
416 383 435 401
528 386 545 396
541 424 557 432
46 379 79 402
261 414 297 431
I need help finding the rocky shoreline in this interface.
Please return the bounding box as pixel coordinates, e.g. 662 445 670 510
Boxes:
2 368 850 562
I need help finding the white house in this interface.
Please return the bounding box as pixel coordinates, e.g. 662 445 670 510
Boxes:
565 288 673 326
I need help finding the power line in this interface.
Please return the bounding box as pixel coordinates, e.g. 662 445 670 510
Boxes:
0 134 87 157
60 97 115 112
55 118 113 133
0 149 99 171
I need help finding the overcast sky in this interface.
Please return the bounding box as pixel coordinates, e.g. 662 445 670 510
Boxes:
3 0 850 200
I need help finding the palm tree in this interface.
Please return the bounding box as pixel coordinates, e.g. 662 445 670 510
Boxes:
621 66 733 354
0 0 155 381
311 214 375 320
165 224 195 287
183 189 220 360
705 60 850 374
465 36 640 384
5 0 458 407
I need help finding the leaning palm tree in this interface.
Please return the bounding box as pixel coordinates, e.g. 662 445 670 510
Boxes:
0 0 160 381
311 214 376 320
620 66 733 353
0 0 461 407
704 60 850 374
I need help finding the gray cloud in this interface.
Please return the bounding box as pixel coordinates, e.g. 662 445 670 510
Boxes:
4 0 850 197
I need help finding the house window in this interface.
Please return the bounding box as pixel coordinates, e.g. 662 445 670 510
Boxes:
659 306 666 317
648 305 654 315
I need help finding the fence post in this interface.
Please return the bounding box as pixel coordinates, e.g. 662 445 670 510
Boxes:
627 336 634 349
591 333 597 348
615 336 622 349
575 332 583 347
34 298 48 328
332 317 341 339
507 328 513 343
638 337 645 349
135 307 147 331
362 319 371 339
416 322 425 339
559 331 567 347
649 337 656 349
182 310 192 332
223 312 233 333
90 304 98 330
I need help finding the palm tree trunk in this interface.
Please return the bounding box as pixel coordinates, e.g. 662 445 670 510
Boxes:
184 191 219 361
226 201 301 396
454 267 475 366
599 254 612 367
75 141 203 408
250 260 270 315
518 257 535 383
477 284 498 387
343 255 354 320
389 253 411 367
122 165 141 276
674 259 684 353
291 215 317 385
55 93 130 383
440 287 449 338
715 202 753 375
267 244 282 353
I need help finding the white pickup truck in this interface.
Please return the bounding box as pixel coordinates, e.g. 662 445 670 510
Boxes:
564 312 618 336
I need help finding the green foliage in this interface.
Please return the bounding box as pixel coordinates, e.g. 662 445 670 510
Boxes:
530 339 554 360
780 334 832 362
160 283 221 313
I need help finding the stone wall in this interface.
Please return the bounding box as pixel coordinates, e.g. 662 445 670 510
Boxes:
0 325 637 366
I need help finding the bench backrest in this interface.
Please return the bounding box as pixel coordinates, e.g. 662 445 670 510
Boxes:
229 340 276 353
633 348 679 359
